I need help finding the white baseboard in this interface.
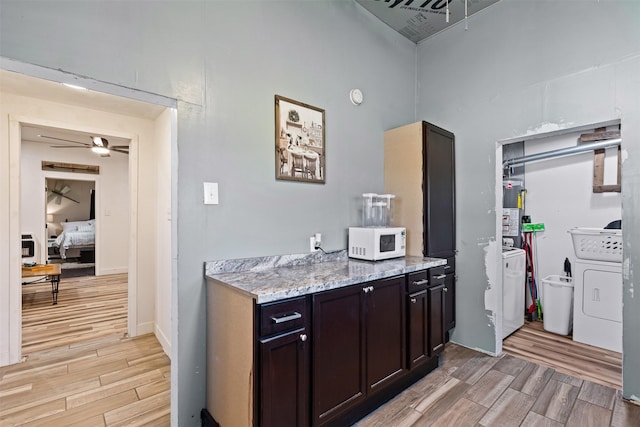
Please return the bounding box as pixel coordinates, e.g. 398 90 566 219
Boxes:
96 267 127 276
155 324 171 357
137 321 155 336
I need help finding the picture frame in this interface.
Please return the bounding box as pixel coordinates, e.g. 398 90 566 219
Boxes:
275 95 325 183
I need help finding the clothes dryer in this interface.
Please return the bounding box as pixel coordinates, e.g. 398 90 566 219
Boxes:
573 259 622 352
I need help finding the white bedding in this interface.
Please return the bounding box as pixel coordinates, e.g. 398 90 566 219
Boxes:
54 230 95 259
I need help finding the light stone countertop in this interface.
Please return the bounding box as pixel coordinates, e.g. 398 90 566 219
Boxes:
205 251 446 304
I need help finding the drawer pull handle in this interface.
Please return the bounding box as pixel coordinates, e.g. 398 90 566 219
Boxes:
363 286 374 293
271 312 302 324
444 265 452 270
412 279 429 286
300 334 307 342
433 343 444 352
411 297 417 304
433 274 446 280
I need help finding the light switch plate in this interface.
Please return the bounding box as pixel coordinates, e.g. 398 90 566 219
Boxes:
204 182 219 205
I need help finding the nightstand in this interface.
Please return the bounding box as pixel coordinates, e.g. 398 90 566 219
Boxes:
47 238 60 261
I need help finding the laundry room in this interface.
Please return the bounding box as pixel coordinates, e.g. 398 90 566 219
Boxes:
500 123 623 380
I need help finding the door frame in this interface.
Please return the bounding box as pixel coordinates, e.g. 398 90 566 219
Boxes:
8 115 139 362
493 118 622 356
43 174 99 269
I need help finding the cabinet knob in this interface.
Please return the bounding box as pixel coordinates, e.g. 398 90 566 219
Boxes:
443 287 448 293
410 298 417 304
362 287 369 294
368 286 374 292
300 334 307 342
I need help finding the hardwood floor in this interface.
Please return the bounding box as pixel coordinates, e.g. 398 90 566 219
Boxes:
356 343 640 426
0 333 170 426
503 320 622 390
1 273 170 426
22 273 128 354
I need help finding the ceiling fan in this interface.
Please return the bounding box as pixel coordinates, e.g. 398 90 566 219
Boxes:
47 181 79 205
42 135 129 157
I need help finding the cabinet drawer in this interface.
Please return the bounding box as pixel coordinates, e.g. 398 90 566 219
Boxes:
428 266 446 283
407 269 429 292
443 256 455 273
260 297 307 337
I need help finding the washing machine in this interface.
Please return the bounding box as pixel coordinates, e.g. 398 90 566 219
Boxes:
573 259 622 352
502 248 526 339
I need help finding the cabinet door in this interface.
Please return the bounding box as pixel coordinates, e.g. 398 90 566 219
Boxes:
407 290 428 369
366 275 405 392
313 285 366 425
428 284 446 355
422 121 455 258
444 273 456 331
260 327 309 427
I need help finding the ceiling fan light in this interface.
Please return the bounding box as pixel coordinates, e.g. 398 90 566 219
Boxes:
92 146 109 155
92 136 106 146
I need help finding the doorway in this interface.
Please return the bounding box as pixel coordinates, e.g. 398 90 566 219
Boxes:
496 120 623 389
3 68 175 365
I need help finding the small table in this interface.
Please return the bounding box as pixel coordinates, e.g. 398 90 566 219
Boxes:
22 264 62 305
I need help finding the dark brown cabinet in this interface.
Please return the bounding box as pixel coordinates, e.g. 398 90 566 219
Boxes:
407 289 428 369
385 121 456 335
444 272 456 332
258 297 310 427
312 275 405 426
428 283 446 356
259 328 309 427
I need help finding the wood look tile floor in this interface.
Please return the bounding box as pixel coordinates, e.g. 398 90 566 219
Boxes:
357 342 639 426
22 273 128 354
1 273 171 426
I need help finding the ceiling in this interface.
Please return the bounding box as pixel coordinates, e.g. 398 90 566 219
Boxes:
356 0 501 43
1 69 166 155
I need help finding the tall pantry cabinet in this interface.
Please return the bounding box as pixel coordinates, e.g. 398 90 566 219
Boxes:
384 121 456 333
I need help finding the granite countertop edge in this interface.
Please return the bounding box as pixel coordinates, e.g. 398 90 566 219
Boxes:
205 251 447 304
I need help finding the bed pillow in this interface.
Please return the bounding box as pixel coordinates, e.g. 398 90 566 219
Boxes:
60 220 95 232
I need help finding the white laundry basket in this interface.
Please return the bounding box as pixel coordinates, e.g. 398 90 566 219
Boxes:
542 275 574 336
568 228 622 262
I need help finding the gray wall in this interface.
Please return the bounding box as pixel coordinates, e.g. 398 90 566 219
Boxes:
0 1 417 423
416 0 640 399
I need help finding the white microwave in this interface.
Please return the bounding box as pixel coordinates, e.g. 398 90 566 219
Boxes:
348 227 406 261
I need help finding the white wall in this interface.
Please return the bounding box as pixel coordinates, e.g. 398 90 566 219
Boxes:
523 130 622 286
416 0 640 400
20 140 127 270
0 89 164 365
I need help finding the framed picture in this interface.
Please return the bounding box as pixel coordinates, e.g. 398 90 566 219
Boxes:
275 95 325 183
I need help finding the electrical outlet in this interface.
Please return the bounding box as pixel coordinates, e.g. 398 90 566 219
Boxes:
310 233 322 252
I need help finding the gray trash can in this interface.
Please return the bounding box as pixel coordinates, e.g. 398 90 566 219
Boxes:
542 275 574 335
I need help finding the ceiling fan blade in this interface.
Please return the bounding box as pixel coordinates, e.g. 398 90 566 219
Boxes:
110 145 130 149
61 193 80 203
60 186 71 194
55 196 62 205
47 193 56 203
50 145 90 148
111 148 129 155
100 153 111 157
40 135 89 146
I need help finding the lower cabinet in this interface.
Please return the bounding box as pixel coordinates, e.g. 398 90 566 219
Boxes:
312 275 405 425
259 327 309 427
427 283 446 356
407 289 428 369
444 272 456 331
253 268 447 427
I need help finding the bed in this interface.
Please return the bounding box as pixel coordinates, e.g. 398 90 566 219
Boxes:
53 219 95 259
